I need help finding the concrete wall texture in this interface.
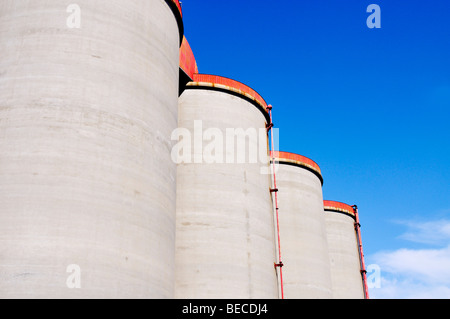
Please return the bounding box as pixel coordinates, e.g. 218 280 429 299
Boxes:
0 0 367 299
276 162 333 299
325 210 366 299
0 0 180 298
175 88 278 299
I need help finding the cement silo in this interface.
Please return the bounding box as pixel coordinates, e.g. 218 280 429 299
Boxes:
175 74 278 299
274 152 333 299
324 201 368 299
0 0 182 298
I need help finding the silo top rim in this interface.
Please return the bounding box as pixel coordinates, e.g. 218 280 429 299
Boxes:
323 200 356 218
274 151 323 183
186 74 270 115
169 0 183 17
165 0 184 45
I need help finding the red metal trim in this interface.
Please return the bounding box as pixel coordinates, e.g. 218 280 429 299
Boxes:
323 200 355 218
275 151 323 183
190 74 269 114
179 36 197 80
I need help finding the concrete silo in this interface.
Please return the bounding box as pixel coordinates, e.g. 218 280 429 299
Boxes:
323 201 369 299
175 74 278 299
274 152 333 299
0 0 182 298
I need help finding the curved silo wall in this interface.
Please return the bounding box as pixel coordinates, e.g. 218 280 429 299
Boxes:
324 201 365 299
275 152 332 298
0 0 182 298
175 74 278 299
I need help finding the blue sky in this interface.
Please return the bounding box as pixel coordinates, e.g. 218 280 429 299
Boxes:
181 1 450 298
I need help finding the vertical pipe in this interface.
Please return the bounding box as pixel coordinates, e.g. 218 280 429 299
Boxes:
268 105 284 299
352 205 370 299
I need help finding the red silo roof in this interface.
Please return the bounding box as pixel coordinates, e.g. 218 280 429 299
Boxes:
323 200 356 217
188 74 269 115
275 151 323 183
179 36 197 80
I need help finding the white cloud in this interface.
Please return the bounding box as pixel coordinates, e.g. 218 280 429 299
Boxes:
396 219 450 245
373 246 450 284
367 218 450 299
369 276 450 299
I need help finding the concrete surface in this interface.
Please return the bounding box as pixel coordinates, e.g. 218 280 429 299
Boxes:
175 88 278 299
0 0 180 298
325 211 365 299
276 163 333 298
